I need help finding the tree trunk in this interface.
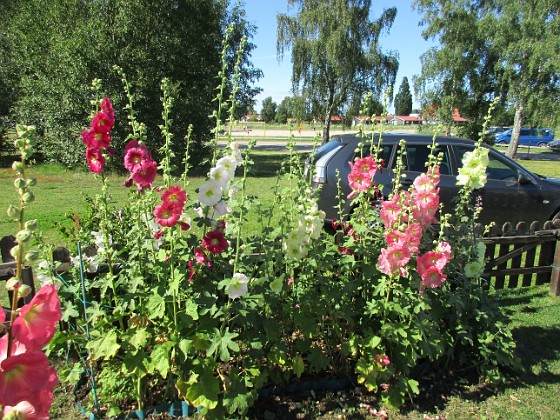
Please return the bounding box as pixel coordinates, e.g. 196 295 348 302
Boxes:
506 101 524 159
322 89 335 145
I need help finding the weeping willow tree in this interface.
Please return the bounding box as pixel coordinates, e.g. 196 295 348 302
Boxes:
277 0 399 143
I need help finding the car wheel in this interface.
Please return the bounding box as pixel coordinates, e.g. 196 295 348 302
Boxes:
537 142 547 148
497 140 507 145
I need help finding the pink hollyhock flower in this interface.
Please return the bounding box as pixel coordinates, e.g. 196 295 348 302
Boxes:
85 147 106 174
385 230 406 247
187 261 195 282
0 350 59 416
417 251 448 274
420 265 447 289
11 284 61 350
91 111 114 134
202 229 228 254
352 155 378 177
132 159 157 189
194 247 208 265
2 400 40 420
161 185 187 210
404 222 423 254
153 202 181 227
378 245 411 276
374 354 391 367
436 241 452 260
81 129 111 149
348 170 372 193
379 198 403 228
412 190 439 227
413 172 437 194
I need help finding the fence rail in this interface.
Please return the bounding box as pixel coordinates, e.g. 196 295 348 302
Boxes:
481 220 560 295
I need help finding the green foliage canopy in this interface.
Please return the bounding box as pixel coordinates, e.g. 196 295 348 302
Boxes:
0 0 263 169
394 77 413 116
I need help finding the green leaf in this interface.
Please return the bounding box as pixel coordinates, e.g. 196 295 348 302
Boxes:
185 372 219 410
61 302 80 322
87 330 120 361
184 299 199 320
146 292 166 319
207 328 240 362
293 355 305 378
151 342 172 379
307 346 330 372
122 350 150 376
129 328 151 351
270 277 283 294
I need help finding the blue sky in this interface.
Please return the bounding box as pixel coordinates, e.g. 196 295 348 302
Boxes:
242 0 438 113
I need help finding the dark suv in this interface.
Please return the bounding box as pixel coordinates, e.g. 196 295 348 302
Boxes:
307 133 560 227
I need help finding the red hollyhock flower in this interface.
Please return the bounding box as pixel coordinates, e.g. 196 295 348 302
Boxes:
202 229 228 254
153 202 181 227
374 354 391 367
85 147 106 174
0 350 59 417
161 185 187 209
11 284 62 350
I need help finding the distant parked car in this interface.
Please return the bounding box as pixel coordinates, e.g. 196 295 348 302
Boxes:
494 128 554 147
548 139 560 152
306 133 560 227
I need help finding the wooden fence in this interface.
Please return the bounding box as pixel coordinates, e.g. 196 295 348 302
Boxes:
482 220 560 296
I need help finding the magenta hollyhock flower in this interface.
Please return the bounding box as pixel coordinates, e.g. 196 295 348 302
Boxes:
91 111 114 134
187 260 195 282
100 97 114 122
124 147 149 173
161 185 187 209
154 202 182 227
11 284 61 350
131 159 157 189
374 354 391 367
85 147 106 174
194 247 208 265
0 350 59 417
81 129 111 149
202 229 228 254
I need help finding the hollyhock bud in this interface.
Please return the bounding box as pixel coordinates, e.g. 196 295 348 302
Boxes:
16 230 31 243
7 205 20 218
10 245 20 259
5 277 19 291
26 178 37 187
11 161 24 173
24 250 39 263
14 178 26 189
25 220 38 231
18 284 32 298
22 191 35 204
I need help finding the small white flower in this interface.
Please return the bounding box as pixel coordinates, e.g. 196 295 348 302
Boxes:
228 273 250 299
193 206 205 218
230 142 243 164
199 181 223 206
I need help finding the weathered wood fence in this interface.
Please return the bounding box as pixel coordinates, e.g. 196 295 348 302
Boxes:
482 220 560 296
2 219 560 313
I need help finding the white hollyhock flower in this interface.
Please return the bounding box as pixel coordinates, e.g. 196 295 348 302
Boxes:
217 155 237 179
230 142 243 164
228 273 250 299
212 200 232 218
199 181 223 206
209 165 230 188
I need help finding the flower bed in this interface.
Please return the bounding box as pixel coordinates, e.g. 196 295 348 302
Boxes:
1 51 518 418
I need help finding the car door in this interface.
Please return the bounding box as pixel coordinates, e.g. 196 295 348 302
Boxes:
400 143 460 215
453 145 549 227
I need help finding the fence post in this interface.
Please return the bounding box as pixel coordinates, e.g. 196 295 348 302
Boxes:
550 232 560 296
